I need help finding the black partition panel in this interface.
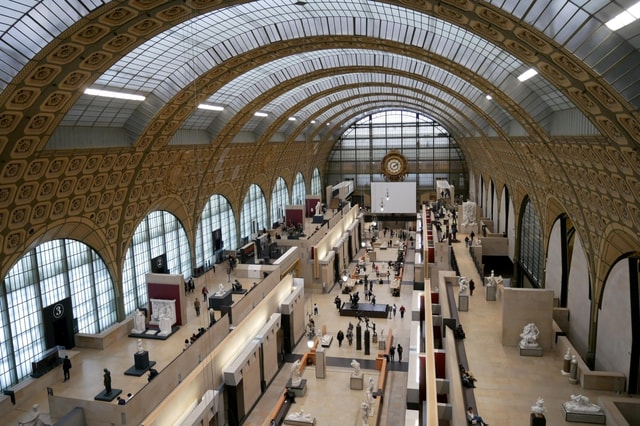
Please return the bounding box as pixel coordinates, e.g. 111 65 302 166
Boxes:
43 297 75 350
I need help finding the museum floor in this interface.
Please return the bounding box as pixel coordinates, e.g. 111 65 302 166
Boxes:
6 229 625 426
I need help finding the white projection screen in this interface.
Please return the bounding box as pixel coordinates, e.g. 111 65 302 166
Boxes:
371 182 417 213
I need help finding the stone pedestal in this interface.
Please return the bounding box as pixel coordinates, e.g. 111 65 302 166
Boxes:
530 413 546 426
350 374 363 390
356 325 362 350
286 378 307 397
486 285 496 301
364 329 370 355
134 351 150 370
562 358 571 374
208 291 232 310
458 294 469 311
378 340 386 350
520 344 543 357
561 403 606 424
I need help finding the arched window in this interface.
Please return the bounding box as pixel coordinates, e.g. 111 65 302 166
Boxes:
311 168 321 196
519 199 544 287
240 184 267 243
122 211 191 315
1 239 115 387
271 177 290 226
196 194 238 267
292 172 306 205
326 110 466 204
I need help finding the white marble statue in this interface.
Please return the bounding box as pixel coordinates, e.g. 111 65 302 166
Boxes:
520 323 540 348
315 201 322 216
290 359 302 387
215 283 225 296
566 394 601 412
531 397 547 415
132 309 146 333
365 377 375 416
351 359 361 377
137 338 144 353
458 277 468 295
361 401 370 426
286 409 313 422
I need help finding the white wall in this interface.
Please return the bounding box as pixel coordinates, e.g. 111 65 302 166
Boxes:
596 259 631 378
566 236 591 358
545 219 563 301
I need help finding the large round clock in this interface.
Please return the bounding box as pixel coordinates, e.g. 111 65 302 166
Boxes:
381 151 408 181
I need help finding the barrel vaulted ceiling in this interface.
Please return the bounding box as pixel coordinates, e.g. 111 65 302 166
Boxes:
0 0 639 289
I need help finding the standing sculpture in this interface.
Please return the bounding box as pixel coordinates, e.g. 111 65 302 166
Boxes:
103 368 112 395
290 360 302 387
351 359 361 377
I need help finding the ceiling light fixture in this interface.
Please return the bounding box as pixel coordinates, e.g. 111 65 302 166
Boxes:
254 112 268 117
385 188 389 200
518 68 538 82
198 104 224 111
84 88 145 101
606 2 640 30
485 94 492 100
288 117 296 121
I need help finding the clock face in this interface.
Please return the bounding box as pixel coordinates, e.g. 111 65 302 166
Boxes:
382 151 407 181
387 158 402 174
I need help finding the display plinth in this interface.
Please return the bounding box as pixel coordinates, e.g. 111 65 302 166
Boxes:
486 285 497 301
458 294 469 311
284 416 316 425
94 388 122 401
286 378 307 397
530 413 546 426
134 350 150 369
208 291 232 310
312 214 324 224
561 403 606 424
378 340 386 350
350 374 363 390
520 345 543 357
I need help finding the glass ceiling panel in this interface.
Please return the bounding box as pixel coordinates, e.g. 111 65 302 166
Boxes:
64 0 572 133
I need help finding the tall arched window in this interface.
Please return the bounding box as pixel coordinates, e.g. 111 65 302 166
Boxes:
240 184 268 243
326 110 466 204
292 172 306 205
1 239 115 387
271 177 289 226
122 211 191 315
519 198 544 287
196 194 238 267
311 168 321 196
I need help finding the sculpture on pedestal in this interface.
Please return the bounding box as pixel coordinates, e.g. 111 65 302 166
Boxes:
290 360 302 387
531 397 547 415
286 409 313 422
365 377 375 416
519 323 540 348
458 277 468 295
137 339 144 353
103 368 112 395
315 201 322 216
351 359 361 377
566 394 601 412
132 309 146 334
216 283 225 296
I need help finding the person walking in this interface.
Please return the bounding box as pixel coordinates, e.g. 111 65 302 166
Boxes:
194 298 201 316
202 285 209 302
397 344 403 362
62 355 72 381
389 345 396 361
469 279 476 296
393 304 397 317
337 330 344 347
399 305 406 318
313 303 319 315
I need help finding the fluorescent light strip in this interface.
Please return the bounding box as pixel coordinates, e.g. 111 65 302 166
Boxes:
517 68 538 82
606 2 640 31
84 88 145 101
198 104 224 111
254 112 268 117
288 117 296 121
